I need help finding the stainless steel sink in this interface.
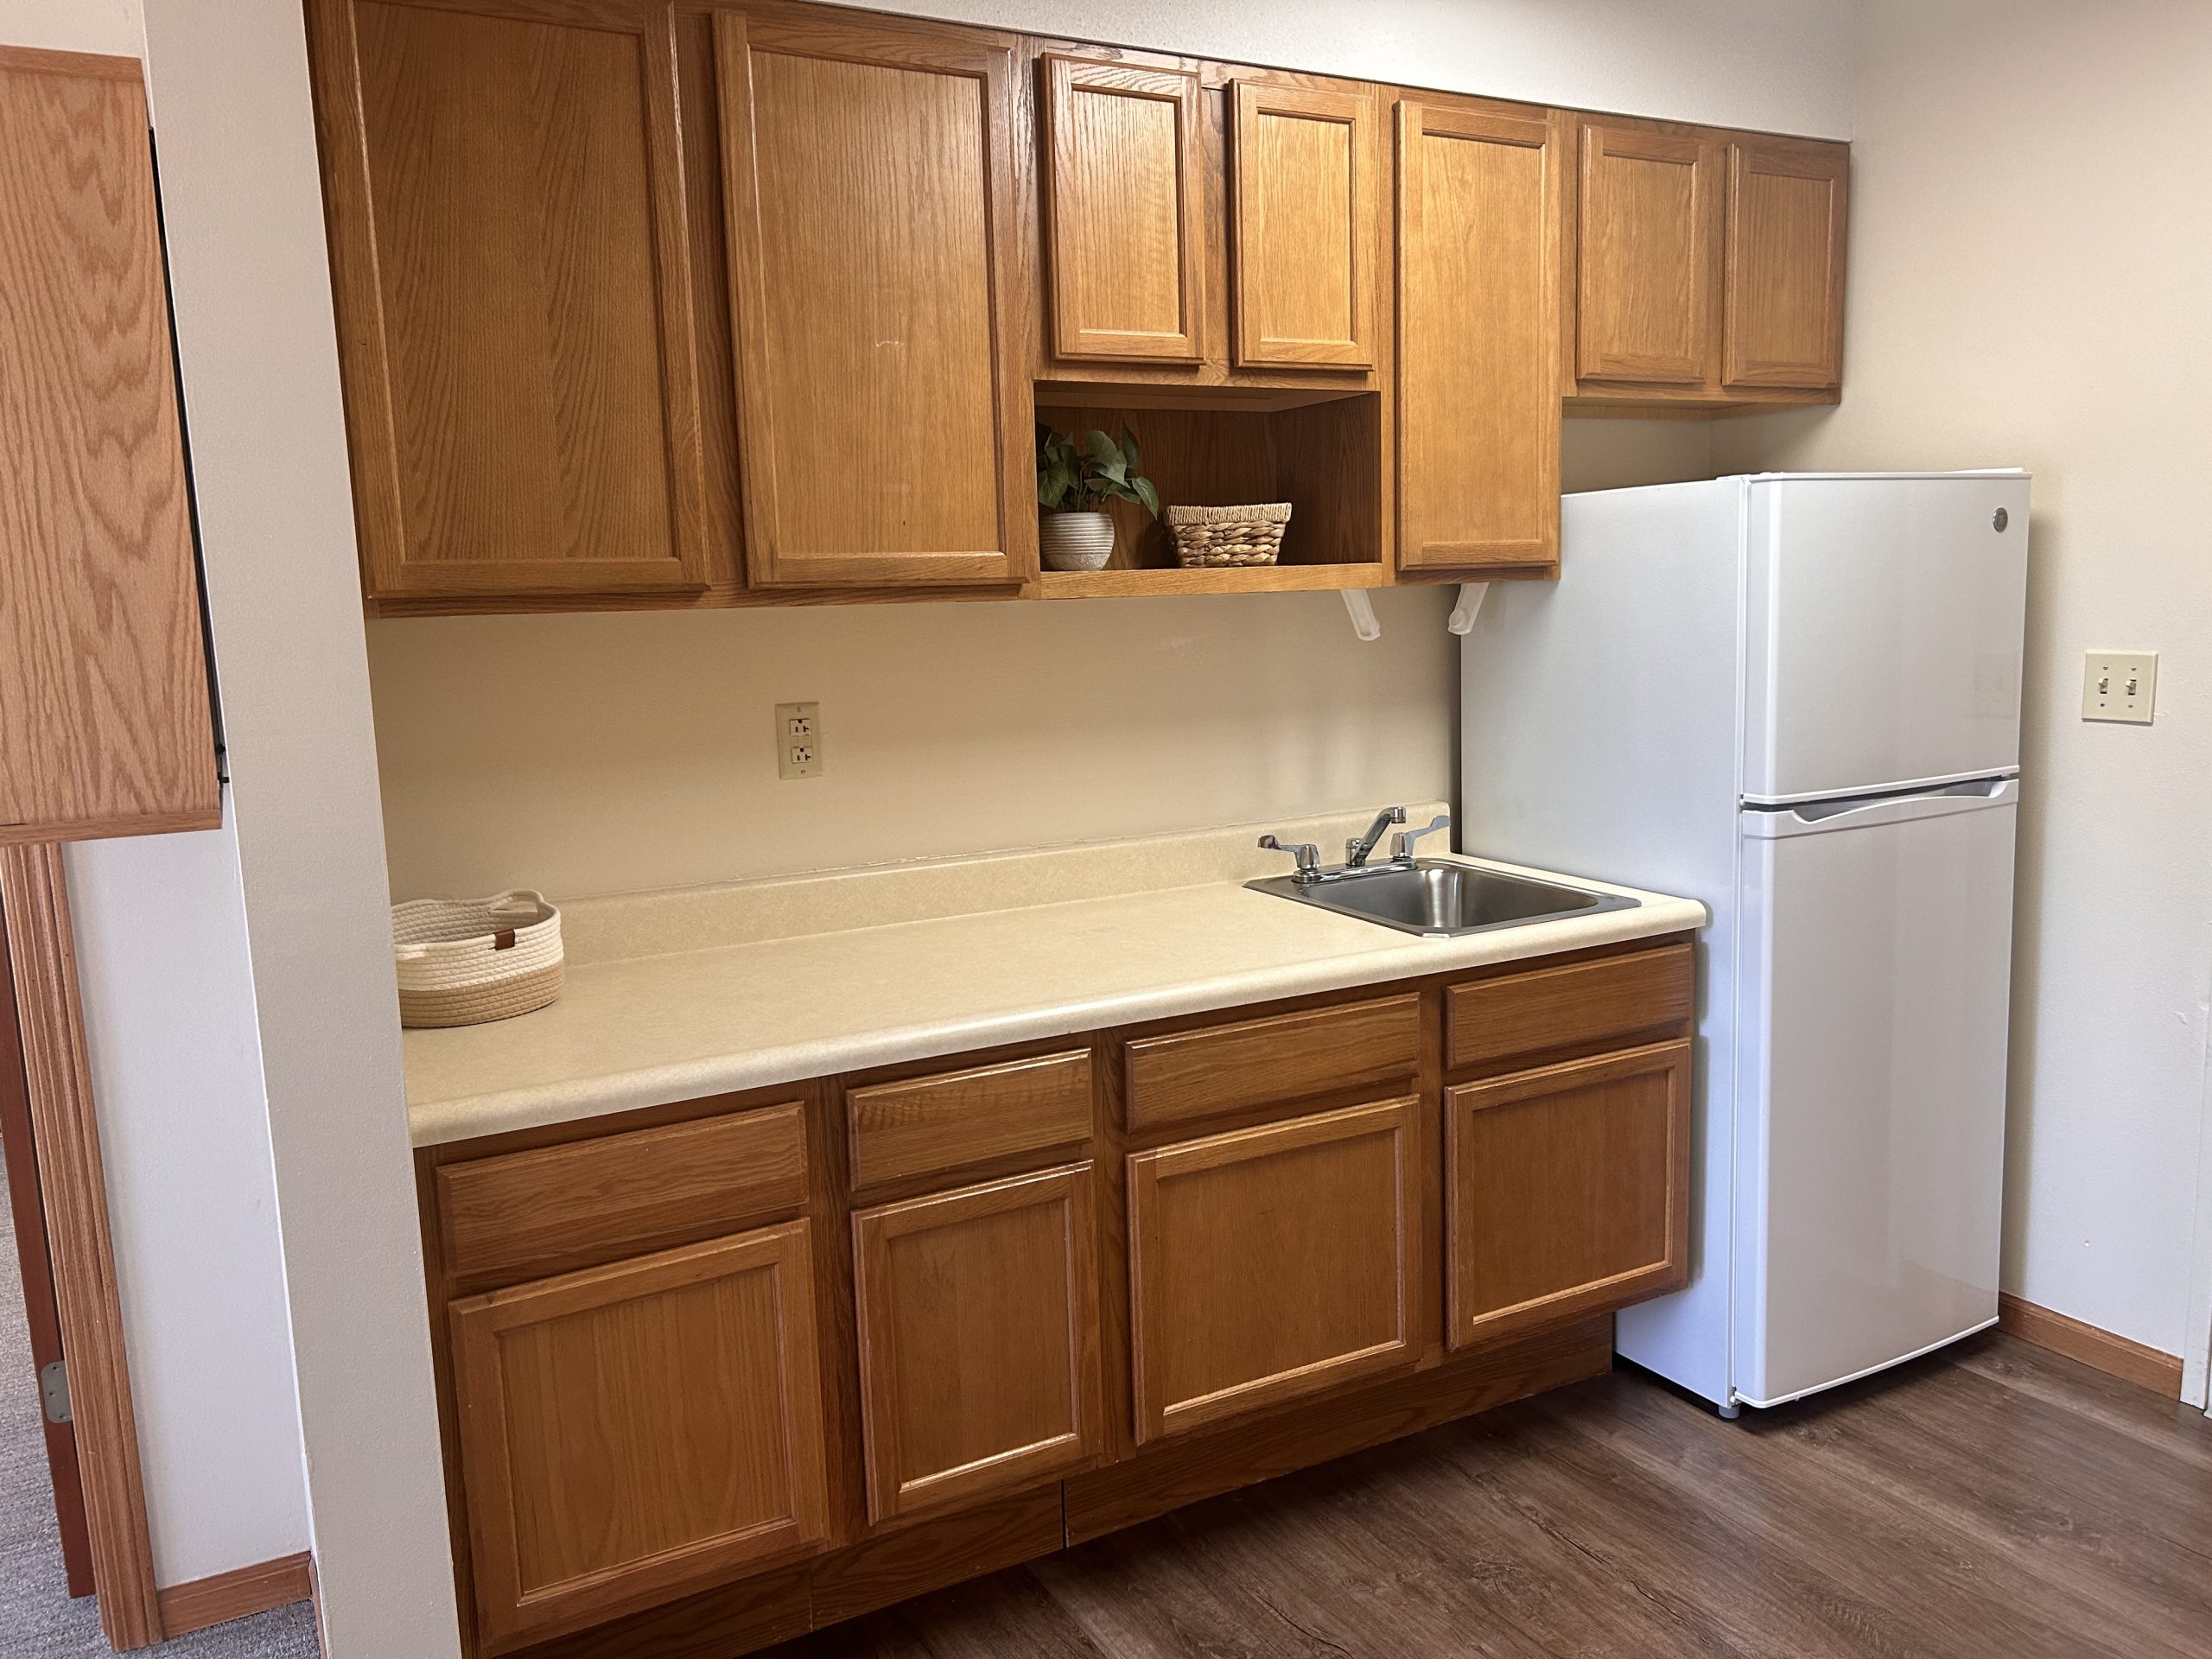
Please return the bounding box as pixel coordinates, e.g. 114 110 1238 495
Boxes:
1247 859 1638 938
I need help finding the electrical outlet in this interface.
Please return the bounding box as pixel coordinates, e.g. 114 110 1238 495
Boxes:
775 701 823 778
2082 652 2157 724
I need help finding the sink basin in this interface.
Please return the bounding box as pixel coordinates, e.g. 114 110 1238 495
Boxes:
1247 859 1638 938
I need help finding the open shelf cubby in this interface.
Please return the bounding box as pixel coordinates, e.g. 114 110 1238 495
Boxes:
1033 388 1384 599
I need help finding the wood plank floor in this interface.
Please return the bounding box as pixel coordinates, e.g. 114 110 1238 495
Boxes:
768 1333 2212 1658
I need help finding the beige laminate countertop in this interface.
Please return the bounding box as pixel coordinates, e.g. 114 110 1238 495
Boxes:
404 808 1705 1147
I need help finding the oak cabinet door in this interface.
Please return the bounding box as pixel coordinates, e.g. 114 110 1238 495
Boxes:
1573 121 1722 387
448 1224 830 1652
1042 55 1205 364
715 10 1030 588
1128 1097 1420 1442
1230 80 1380 369
0 51 219 842
1395 100 1561 575
307 0 712 602
1446 1043 1690 1349
1724 139 1848 391
853 1164 1103 1522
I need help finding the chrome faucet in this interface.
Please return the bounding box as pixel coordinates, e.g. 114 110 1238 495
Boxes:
1390 813 1452 863
1344 807 1407 868
1256 834 1323 884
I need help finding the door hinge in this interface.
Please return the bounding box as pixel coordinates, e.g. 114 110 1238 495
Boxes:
40 1359 71 1426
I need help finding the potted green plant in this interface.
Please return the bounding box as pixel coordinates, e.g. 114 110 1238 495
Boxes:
1035 424 1160 571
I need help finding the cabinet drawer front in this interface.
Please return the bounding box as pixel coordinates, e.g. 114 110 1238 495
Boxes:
435 1103 807 1287
450 1224 830 1650
1447 945 1691 1072
847 1051 1093 1191
853 1164 1103 1522
1128 1097 1421 1442
1446 1042 1691 1347
1125 993 1421 1132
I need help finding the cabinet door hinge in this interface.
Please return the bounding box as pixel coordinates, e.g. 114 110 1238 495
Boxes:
40 1359 71 1425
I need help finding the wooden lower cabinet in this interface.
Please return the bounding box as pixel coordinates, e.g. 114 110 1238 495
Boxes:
1127 1096 1421 1442
427 940 1699 1656
852 1164 1103 1522
448 1223 830 1652
1446 1040 1692 1348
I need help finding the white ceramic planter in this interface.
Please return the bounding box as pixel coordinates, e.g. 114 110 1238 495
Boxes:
1040 510 1116 571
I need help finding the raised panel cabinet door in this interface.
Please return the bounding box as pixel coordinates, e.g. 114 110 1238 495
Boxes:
1446 1041 1690 1350
0 49 219 843
448 1224 830 1653
1230 79 1380 369
1395 100 1561 575
715 10 1030 587
852 1164 1103 1522
304 0 713 602
1127 1097 1420 1443
1042 55 1205 364
1573 121 1722 387
1724 139 1848 391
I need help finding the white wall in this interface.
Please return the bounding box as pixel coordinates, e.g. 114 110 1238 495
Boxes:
1714 0 2212 1362
881 0 1855 137
137 0 461 1652
0 0 314 1593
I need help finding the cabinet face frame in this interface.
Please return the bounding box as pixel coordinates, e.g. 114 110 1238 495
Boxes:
448 1223 830 1651
1394 98 1562 575
1127 1096 1421 1442
1230 79 1381 369
304 0 714 602
852 1163 1103 1522
1041 54 1206 364
1446 1041 1691 1349
1723 138 1847 391
1572 118 1722 389
714 6 1033 588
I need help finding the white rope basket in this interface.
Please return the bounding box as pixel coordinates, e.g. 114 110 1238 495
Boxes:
391 890 563 1029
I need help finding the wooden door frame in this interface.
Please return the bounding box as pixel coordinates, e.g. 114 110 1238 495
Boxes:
0 845 165 1649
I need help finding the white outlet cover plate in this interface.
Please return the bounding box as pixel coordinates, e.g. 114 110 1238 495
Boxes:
775 701 823 778
2082 652 2157 724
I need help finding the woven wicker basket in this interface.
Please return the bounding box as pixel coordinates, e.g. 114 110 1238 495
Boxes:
1164 502 1291 568
392 890 563 1029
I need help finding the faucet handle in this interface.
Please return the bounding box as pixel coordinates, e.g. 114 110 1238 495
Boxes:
1258 834 1323 883
1390 814 1452 861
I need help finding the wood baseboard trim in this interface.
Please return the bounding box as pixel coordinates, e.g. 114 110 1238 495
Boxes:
1997 1293 2183 1398
156 1551 315 1637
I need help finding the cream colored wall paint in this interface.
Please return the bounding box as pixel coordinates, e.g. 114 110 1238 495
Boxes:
877 0 1855 138
1562 419 1717 494
139 0 459 1651
0 0 312 1592
1713 0 2212 1360
372 589 1459 900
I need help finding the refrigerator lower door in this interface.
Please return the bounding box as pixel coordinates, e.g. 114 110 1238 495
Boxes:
1732 779 2017 1408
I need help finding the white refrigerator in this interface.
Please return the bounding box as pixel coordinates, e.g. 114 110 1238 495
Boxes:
1460 472 2029 1414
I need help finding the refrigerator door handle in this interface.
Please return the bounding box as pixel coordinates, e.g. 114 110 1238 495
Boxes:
1743 776 2018 840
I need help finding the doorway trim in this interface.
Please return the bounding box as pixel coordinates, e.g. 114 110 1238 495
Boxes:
0 843 164 1648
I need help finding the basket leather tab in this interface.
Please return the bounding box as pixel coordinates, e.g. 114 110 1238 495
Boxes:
492 928 517 950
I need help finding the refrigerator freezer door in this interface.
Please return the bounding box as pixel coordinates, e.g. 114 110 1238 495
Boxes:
1742 474 2030 804
1731 787 2015 1408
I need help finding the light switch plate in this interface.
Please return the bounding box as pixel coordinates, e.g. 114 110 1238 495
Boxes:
2082 652 2157 724
775 701 823 778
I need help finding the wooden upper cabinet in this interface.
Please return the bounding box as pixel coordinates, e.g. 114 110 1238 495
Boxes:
715 8 1031 588
1446 1042 1690 1349
448 1223 830 1652
1395 100 1562 575
305 0 712 603
0 48 219 844
1230 79 1380 369
1724 138 1847 391
1573 120 1722 387
852 1164 1103 1522
1041 55 1205 364
1127 1096 1420 1442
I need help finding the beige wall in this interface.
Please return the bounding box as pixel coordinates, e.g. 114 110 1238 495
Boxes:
1714 0 2212 1370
